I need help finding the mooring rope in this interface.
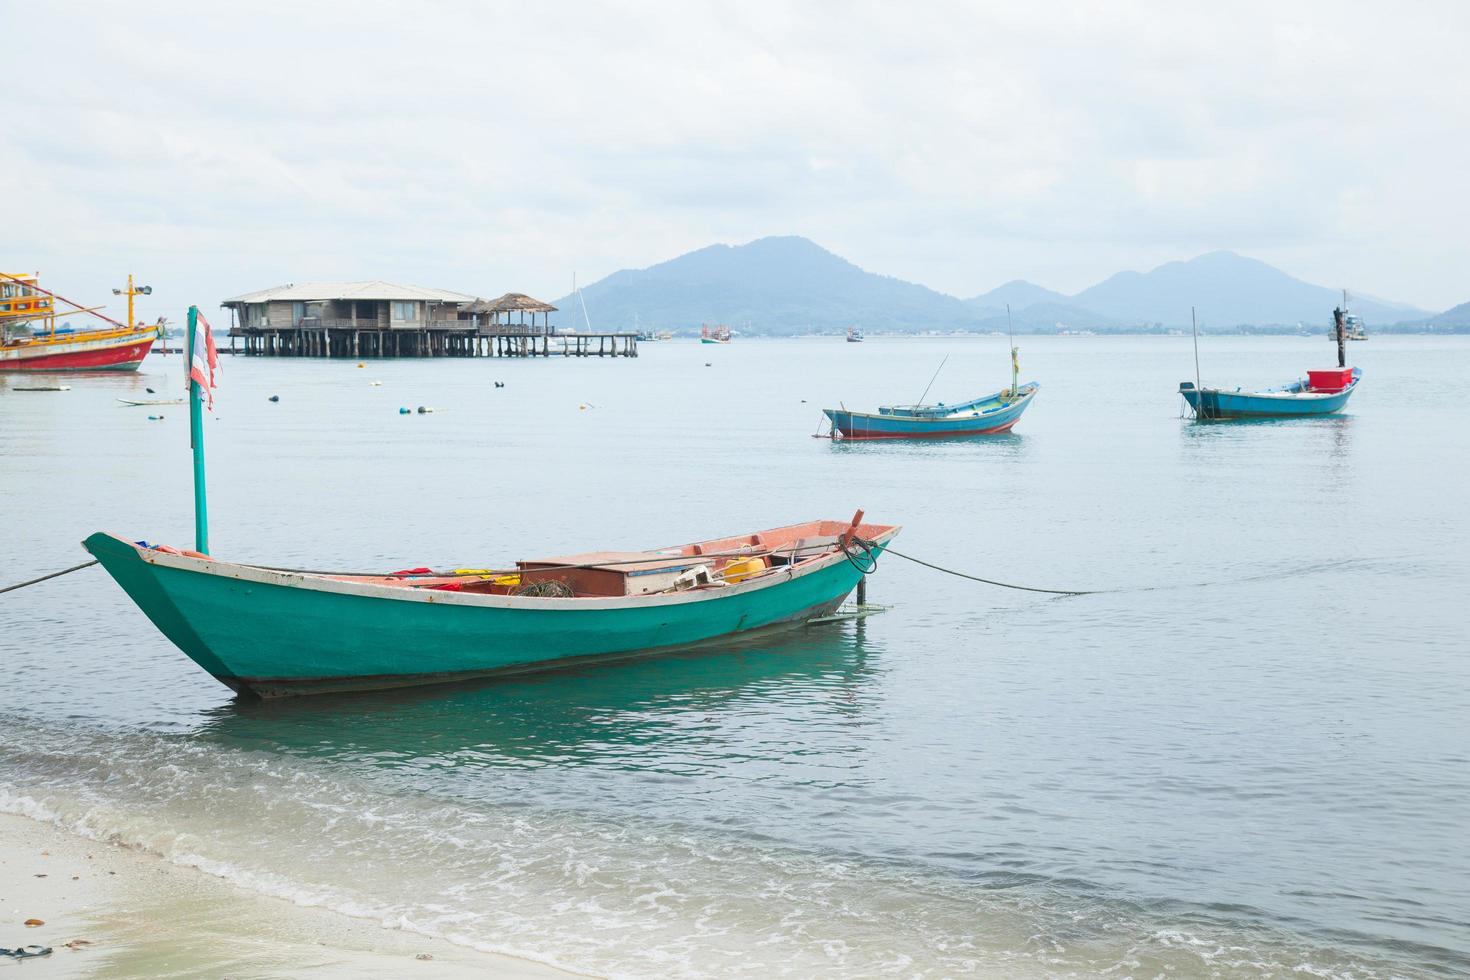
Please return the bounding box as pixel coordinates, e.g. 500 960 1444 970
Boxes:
0 560 98 595
880 546 1101 596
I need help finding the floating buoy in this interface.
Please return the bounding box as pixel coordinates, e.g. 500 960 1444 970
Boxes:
398 407 410 414
357 362 365 368
147 414 164 421
705 362 712 367
370 380 382 386
269 395 280 402
145 387 156 394
417 406 433 414
494 381 505 388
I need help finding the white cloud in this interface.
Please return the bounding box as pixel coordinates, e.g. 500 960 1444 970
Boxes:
5 0 1467 317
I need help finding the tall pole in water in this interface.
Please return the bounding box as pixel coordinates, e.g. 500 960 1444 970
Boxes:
1334 306 1347 369
186 305 209 555
1191 306 1206 419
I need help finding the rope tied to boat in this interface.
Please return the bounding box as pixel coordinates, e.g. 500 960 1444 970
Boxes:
839 535 881 575
0 560 98 595
881 546 1100 596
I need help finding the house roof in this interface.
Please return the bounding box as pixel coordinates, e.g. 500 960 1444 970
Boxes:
222 281 479 305
468 292 558 314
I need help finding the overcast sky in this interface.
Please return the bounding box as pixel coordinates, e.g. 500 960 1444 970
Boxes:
6 1 1467 322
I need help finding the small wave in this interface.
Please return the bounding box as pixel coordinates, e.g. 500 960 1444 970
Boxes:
0 720 1448 978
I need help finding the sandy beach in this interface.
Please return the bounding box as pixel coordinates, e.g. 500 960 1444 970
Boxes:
0 812 582 979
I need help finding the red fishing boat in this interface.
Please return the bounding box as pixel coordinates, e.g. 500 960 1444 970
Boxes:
1 272 161 372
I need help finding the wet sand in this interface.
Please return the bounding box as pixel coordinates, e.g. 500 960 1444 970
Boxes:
0 812 583 978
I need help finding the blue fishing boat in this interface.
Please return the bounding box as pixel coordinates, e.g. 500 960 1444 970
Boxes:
1180 305 1362 420
824 383 1038 439
1179 369 1360 419
824 341 1037 439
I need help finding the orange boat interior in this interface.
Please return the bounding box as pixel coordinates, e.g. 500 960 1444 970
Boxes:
317 517 896 599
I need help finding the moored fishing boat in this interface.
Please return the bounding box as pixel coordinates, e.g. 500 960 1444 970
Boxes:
84 515 898 697
1178 369 1360 419
1 273 162 372
700 323 732 344
847 326 863 343
1180 304 1361 420
825 384 1038 439
84 305 896 697
823 337 1038 439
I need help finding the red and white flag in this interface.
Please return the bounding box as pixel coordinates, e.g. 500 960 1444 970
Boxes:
189 312 220 408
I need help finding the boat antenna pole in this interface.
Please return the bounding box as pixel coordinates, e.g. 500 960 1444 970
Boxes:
1006 303 1019 401
915 354 948 407
1191 306 1206 419
186 305 209 555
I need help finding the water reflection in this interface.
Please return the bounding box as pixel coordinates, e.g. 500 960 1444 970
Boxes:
197 623 878 773
828 432 1029 459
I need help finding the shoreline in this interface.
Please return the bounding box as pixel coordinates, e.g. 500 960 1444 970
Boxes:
0 812 584 978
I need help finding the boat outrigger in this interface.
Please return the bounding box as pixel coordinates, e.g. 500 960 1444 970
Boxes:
1 272 162 372
1180 304 1361 420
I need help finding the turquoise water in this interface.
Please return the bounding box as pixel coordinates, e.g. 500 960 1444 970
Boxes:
2 336 1467 976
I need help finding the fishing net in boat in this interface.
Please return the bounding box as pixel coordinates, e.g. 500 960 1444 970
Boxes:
511 579 575 598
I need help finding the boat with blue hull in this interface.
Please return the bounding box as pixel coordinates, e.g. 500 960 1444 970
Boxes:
1179 369 1359 419
825 382 1038 439
1180 303 1362 421
84 516 898 698
824 338 1038 439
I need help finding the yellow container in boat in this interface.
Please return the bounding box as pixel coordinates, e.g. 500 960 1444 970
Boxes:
722 556 766 584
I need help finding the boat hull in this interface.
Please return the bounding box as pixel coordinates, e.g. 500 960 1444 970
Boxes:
1 329 155 372
1180 373 1360 419
824 384 1037 439
83 527 895 697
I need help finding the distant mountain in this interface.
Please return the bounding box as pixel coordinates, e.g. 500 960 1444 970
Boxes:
1423 300 1470 329
555 236 976 335
966 280 1069 313
1071 251 1430 328
555 237 1434 335
1388 299 1470 333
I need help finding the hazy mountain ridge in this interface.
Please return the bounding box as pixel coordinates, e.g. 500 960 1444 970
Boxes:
557 236 1447 334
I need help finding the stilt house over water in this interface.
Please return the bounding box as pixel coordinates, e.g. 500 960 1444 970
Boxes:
222 281 635 358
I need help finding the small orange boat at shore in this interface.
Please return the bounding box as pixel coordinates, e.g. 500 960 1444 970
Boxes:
1 272 161 372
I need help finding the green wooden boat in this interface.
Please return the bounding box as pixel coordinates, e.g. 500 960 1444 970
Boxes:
83 516 897 698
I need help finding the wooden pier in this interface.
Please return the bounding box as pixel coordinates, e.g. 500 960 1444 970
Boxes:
220 284 637 359
227 325 637 358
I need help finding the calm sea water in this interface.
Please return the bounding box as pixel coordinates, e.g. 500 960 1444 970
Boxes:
2 335 1467 977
